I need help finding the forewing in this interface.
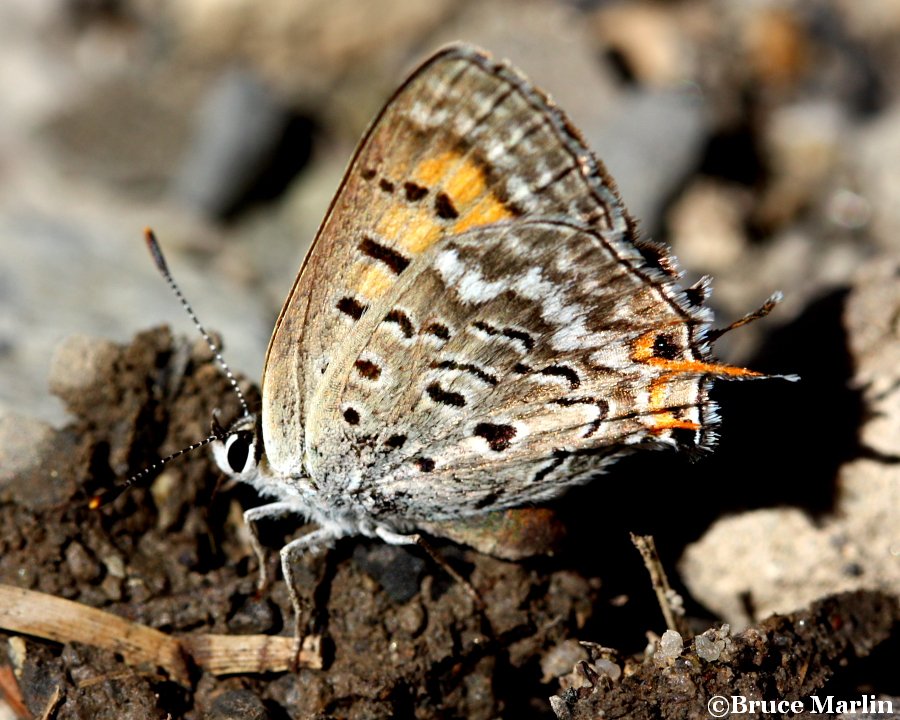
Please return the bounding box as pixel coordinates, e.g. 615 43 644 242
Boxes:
262 44 634 475
306 219 717 524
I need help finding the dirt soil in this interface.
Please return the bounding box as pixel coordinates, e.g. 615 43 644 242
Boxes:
0 327 896 719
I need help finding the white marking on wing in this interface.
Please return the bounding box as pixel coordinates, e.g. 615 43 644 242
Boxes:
435 248 511 303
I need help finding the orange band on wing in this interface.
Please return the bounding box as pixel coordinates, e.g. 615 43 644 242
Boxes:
356 264 394 298
377 206 442 254
632 329 763 379
413 151 460 187
648 414 701 433
413 151 515 235
646 376 700 433
453 194 513 233
634 325 753 433
444 158 488 205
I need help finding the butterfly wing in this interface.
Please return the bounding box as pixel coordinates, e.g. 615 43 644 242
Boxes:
262 44 636 477
305 218 730 524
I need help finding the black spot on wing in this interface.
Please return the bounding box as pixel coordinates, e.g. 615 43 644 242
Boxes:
378 178 395 193
337 296 367 320
670 426 699 450
403 181 429 201
474 422 516 452
634 239 678 277
551 397 610 437
354 359 382 381
384 309 415 338
503 328 535 351
359 237 410 274
474 493 499 509
416 457 435 473
385 434 406 449
653 333 680 360
426 382 466 407
472 320 497 335
540 365 581 389
423 323 451 341
683 284 707 307
533 449 569 483
435 192 459 219
471 320 534 352
343 407 360 425
431 360 498 385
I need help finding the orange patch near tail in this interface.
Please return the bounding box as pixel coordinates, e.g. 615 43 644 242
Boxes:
647 412 701 433
631 327 760 434
632 328 764 379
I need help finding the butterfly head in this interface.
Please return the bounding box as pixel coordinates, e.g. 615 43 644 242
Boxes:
211 413 262 482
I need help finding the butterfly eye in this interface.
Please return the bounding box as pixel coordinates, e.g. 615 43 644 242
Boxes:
225 431 255 474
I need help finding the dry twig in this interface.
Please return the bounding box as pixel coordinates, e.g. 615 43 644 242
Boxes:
0 584 321 685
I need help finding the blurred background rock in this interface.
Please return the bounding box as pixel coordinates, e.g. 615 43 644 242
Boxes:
2 0 897 426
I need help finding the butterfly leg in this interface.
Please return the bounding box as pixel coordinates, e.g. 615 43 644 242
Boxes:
375 527 483 609
280 527 338 662
243 502 303 593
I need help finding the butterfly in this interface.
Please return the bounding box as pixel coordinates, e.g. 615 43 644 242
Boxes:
149 43 791 635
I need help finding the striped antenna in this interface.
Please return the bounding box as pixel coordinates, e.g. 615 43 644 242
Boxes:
88 430 227 509
143 228 251 418
90 231 251 509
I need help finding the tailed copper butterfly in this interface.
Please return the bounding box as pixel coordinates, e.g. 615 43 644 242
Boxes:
131 44 795 637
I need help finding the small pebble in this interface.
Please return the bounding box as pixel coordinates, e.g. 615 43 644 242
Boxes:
541 639 589 683
394 600 426 637
228 597 278 635
696 634 723 661
658 630 684 659
593 658 622 681
208 689 269 720
65 541 102 583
